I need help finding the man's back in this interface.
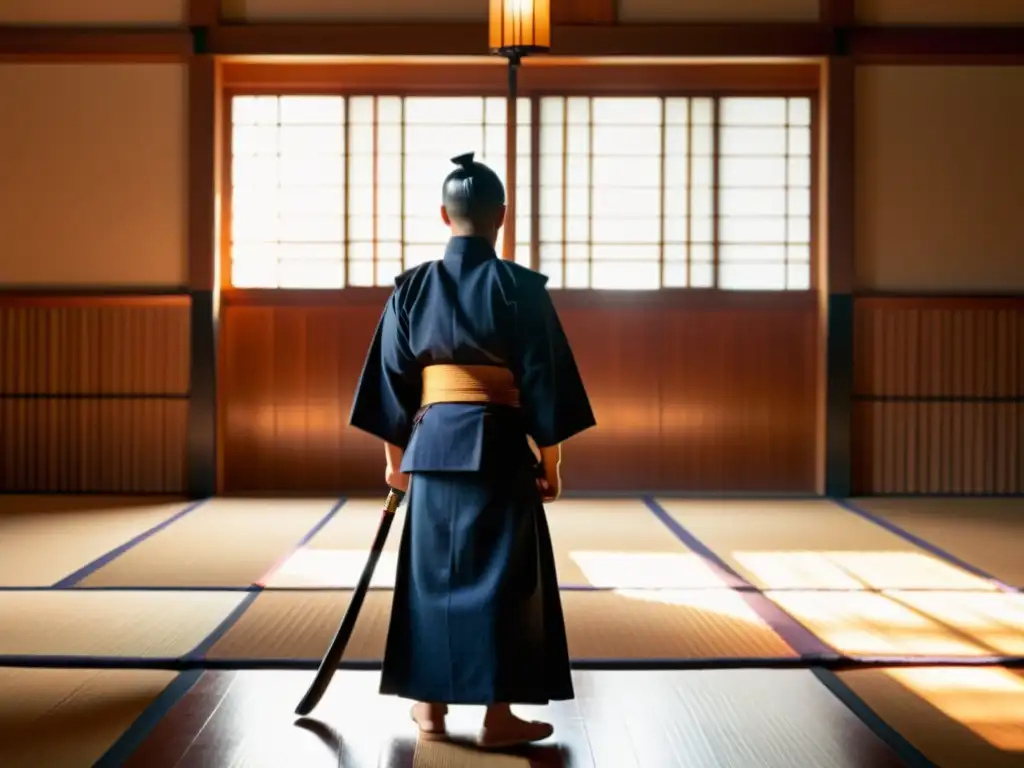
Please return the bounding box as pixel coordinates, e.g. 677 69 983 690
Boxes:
399 237 525 371
389 236 553 474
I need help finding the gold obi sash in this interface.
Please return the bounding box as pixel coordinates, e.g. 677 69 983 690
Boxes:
421 364 521 408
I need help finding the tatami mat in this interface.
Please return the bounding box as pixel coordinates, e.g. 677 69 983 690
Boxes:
205 588 795 662
0 496 189 587
766 591 1007 659
411 740 534 767
852 497 1024 588
0 590 245 658
76 498 338 588
546 500 727 588
265 498 720 590
260 499 405 589
838 667 1024 767
206 590 391 662
0 667 177 768
565 589 796 660
655 498 996 591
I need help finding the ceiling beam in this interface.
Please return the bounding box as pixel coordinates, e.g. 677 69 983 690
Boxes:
1 21 1021 63
204 22 832 58
553 0 617 25
0 27 190 61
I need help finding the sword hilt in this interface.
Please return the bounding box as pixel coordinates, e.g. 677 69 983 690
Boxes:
384 488 405 515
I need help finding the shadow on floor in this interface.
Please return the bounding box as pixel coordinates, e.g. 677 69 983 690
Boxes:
297 716 570 767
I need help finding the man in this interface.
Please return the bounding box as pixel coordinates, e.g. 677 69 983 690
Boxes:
350 151 595 749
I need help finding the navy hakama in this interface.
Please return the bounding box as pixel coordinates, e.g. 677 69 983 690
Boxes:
350 236 596 705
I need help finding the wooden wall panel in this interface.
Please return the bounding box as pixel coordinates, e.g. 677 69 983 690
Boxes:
220 0 486 23
555 305 662 492
618 0 819 22
219 301 382 493
855 66 1024 293
561 298 819 492
0 63 188 288
219 295 819 494
853 298 1024 495
0 297 190 493
855 0 1024 25
0 0 185 26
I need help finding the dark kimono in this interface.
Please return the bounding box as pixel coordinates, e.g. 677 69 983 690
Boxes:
349 235 596 705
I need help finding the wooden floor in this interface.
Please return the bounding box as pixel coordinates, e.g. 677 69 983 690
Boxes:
9 662 1024 767
2 495 1023 767
112 669 913 768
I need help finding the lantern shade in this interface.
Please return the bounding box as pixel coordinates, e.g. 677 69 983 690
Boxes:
489 0 551 55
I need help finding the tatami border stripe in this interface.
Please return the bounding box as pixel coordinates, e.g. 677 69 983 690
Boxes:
847 493 1024 498
254 497 347 587
0 654 1019 671
810 668 937 768
92 669 204 768
295 498 348 545
0 583 1009 594
0 583 658 593
643 497 839 660
51 499 209 588
833 499 1019 592
641 497 749 589
183 591 262 660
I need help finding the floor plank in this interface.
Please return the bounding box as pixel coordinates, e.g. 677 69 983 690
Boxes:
119 669 905 768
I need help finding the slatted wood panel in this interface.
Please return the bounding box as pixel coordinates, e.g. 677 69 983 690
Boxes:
0 297 190 493
853 297 1024 495
220 292 818 494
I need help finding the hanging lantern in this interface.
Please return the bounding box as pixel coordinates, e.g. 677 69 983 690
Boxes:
489 0 552 59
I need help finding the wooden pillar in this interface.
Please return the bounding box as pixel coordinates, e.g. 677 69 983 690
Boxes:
818 0 856 497
186 53 222 498
185 0 222 498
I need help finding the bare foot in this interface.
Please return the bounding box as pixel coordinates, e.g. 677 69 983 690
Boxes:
479 704 554 749
410 702 448 741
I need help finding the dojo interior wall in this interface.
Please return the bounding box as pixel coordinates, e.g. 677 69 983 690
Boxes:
0 61 191 493
1 0 1021 495
852 65 1024 494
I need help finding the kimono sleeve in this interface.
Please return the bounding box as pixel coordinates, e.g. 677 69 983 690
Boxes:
514 279 596 448
348 290 422 449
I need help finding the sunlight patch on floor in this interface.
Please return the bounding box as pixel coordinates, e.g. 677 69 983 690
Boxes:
569 551 727 589
733 549 996 591
261 548 398 588
888 591 1024 656
613 588 767 625
885 667 1024 752
766 591 989 657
